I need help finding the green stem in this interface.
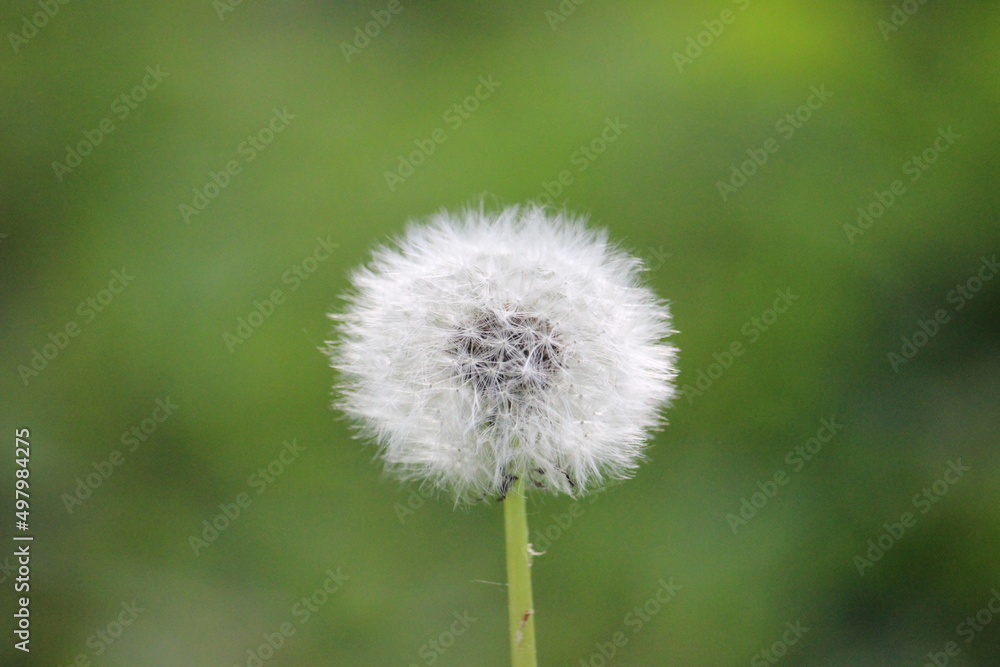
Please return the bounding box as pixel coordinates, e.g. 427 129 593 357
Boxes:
504 474 538 667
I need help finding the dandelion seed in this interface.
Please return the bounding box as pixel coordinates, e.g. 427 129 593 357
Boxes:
326 204 678 503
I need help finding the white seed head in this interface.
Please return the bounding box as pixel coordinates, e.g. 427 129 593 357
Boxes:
326 205 677 503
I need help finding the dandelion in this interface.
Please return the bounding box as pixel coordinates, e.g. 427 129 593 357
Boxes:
326 204 677 666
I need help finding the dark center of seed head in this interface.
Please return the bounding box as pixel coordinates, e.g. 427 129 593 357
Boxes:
451 309 561 399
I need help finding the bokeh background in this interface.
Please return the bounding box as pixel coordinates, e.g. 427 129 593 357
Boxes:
2 1 999 665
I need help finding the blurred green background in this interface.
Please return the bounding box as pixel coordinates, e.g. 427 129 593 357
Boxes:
2 1 999 665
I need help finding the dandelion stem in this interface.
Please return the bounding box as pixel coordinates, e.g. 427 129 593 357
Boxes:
504 474 537 667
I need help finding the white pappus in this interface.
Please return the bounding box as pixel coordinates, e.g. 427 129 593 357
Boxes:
325 205 678 504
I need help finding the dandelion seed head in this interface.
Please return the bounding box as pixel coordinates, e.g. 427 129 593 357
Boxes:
326 205 678 503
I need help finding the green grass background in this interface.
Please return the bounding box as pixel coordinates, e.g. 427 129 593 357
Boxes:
1 1 999 665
